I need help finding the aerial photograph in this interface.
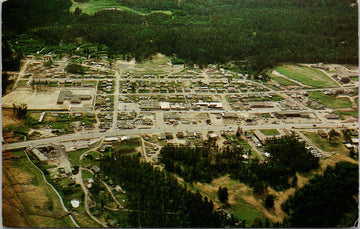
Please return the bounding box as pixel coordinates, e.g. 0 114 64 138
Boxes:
1 0 359 227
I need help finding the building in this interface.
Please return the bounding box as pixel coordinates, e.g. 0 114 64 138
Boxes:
159 102 171 110
29 147 48 164
317 130 328 138
139 100 160 110
275 111 309 118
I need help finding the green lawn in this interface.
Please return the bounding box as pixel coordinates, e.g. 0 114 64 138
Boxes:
333 110 359 119
67 149 88 167
260 129 280 136
70 0 144 15
309 91 353 109
270 73 300 86
302 131 348 153
275 65 338 88
232 193 266 226
82 169 94 181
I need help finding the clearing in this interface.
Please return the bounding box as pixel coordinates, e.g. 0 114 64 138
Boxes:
308 91 353 109
302 131 349 154
2 150 74 228
70 0 173 15
260 129 280 136
127 54 184 75
270 73 302 87
275 65 338 88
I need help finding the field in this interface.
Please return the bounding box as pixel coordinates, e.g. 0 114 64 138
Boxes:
67 148 89 167
333 110 359 119
275 65 338 88
187 176 268 226
308 91 353 109
270 73 301 86
260 129 280 136
2 150 74 227
70 0 143 15
128 54 184 75
302 131 349 154
70 0 173 15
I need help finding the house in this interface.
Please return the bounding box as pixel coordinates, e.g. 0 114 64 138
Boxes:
165 132 174 139
91 165 101 173
317 130 328 138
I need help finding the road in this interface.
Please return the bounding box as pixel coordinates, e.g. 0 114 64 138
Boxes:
3 121 356 151
111 70 121 129
23 149 80 228
75 139 108 228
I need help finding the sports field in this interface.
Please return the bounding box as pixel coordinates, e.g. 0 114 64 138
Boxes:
275 65 338 88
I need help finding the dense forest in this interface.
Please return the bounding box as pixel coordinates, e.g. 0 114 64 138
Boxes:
282 161 359 227
100 153 239 227
2 0 358 75
160 135 319 191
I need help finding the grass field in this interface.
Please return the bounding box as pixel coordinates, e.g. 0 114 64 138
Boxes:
2 150 74 227
275 65 338 88
302 131 349 154
128 54 184 75
270 74 301 86
70 0 144 15
70 0 173 15
67 148 89 167
333 110 359 119
308 91 353 109
260 129 280 136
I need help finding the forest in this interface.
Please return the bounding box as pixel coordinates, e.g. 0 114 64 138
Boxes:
2 0 358 76
282 162 359 227
100 153 239 227
160 135 319 192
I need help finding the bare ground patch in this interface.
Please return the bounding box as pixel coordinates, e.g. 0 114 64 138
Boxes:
2 151 72 227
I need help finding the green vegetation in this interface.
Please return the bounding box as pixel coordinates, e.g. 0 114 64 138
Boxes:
100 153 238 227
309 91 353 109
270 73 301 86
302 131 348 153
65 63 88 74
333 110 359 119
71 0 143 15
282 162 358 227
275 65 338 88
3 0 358 76
67 149 88 167
260 129 280 136
3 150 74 227
161 135 318 191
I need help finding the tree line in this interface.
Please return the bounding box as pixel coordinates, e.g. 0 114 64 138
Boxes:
2 0 358 76
100 153 239 227
282 161 358 227
160 135 319 192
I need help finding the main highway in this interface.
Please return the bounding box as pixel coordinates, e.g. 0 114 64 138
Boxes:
2 120 356 151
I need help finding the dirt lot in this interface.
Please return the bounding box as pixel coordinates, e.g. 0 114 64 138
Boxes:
2 108 22 127
2 88 95 110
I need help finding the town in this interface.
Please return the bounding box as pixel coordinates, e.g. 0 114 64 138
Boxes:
2 52 359 227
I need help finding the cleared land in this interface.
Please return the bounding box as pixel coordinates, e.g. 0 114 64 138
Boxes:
333 110 359 119
127 54 184 75
302 131 349 154
70 0 173 15
270 73 301 86
308 91 353 109
2 150 73 228
275 65 338 88
260 129 280 136
70 0 144 15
